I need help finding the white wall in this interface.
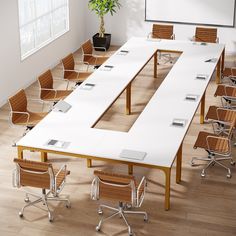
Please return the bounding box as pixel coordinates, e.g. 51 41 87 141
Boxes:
0 0 85 107
85 0 236 54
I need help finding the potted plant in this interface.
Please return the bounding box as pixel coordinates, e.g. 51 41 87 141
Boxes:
88 0 121 51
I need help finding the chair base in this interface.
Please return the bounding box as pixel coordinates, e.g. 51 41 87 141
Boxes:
96 202 148 236
19 190 71 222
191 155 235 178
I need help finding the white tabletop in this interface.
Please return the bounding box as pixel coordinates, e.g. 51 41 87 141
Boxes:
17 37 225 168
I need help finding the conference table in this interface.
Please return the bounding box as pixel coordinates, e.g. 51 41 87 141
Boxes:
17 37 225 210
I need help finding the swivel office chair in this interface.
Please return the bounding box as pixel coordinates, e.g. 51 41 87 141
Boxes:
91 170 148 236
13 158 71 222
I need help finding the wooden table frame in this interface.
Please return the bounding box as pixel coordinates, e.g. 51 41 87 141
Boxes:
17 46 225 211
17 143 182 211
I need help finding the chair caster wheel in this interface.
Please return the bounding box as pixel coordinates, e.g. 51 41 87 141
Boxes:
201 172 206 178
128 229 133 236
66 203 71 208
24 198 30 203
48 213 54 222
227 173 232 178
191 161 195 167
98 209 103 215
96 225 101 232
19 212 23 218
144 215 148 222
230 161 235 166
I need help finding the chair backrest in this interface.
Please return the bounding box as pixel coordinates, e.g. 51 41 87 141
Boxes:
206 136 230 155
93 170 136 204
81 39 93 62
216 108 236 125
195 27 218 43
8 89 28 124
215 85 236 97
38 70 53 99
152 24 174 39
13 158 54 190
232 68 236 76
225 85 236 97
62 53 75 79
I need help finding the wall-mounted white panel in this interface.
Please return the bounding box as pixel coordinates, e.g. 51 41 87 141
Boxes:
145 0 235 27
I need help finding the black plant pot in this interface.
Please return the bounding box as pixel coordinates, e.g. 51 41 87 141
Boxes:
92 33 111 51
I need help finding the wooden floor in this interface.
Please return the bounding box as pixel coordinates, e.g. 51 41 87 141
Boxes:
0 48 236 236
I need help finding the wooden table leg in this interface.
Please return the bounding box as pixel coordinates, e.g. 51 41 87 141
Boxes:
154 51 157 78
216 59 221 84
176 143 182 184
221 47 225 73
126 82 131 115
163 168 171 210
128 164 133 175
200 92 205 124
17 146 24 159
41 152 48 162
87 159 92 168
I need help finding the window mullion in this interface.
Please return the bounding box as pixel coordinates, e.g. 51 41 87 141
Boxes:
32 0 36 48
50 0 53 38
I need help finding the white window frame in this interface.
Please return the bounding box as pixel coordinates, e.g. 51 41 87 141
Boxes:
18 0 70 60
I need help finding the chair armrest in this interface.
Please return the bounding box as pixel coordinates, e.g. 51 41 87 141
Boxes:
137 176 146 207
223 95 236 102
75 61 89 71
54 164 68 193
83 53 93 57
55 164 67 178
53 78 70 90
10 111 30 125
63 69 79 73
91 177 99 200
28 98 43 103
171 34 175 40
40 88 58 100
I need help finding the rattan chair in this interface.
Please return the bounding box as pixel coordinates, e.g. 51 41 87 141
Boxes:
38 70 72 109
81 39 109 67
91 170 148 236
221 67 236 85
13 158 71 222
192 118 236 178
8 89 47 145
193 27 218 43
61 53 92 86
214 84 236 109
205 106 236 135
147 24 175 64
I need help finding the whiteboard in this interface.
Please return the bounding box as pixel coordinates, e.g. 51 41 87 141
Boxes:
145 0 236 27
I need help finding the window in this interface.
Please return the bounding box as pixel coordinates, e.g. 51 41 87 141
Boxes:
18 0 69 60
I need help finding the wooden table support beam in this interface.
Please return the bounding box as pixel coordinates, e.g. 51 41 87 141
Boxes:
154 51 157 78
200 92 205 124
176 143 182 184
126 82 131 115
